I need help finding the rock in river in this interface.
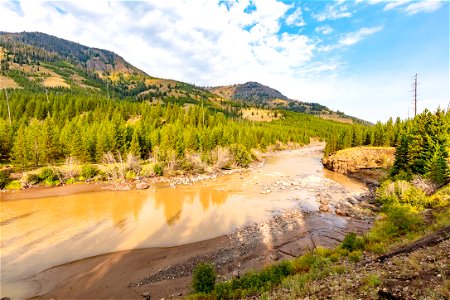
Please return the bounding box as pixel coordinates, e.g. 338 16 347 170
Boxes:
136 182 150 190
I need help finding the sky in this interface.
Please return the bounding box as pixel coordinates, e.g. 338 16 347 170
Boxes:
0 0 448 122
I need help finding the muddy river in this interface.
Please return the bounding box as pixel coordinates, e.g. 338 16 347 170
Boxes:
0 144 366 299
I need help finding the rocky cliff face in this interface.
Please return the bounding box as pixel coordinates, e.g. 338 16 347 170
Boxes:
322 147 396 184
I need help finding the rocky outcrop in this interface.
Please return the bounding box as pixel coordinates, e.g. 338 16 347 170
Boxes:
322 147 396 184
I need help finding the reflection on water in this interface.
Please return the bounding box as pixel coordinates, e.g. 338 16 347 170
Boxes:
0 145 367 299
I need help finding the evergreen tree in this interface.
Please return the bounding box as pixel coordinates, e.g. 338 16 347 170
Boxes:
129 129 141 158
11 123 28 170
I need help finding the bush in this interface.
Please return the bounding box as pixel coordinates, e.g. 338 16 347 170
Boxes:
125 170 136 180
365 274 382 287
140 164 155 177
25 173 41 186
81 164 99 179
348 250 362 262
5 180 22 190
385 206 424 236
341 232 365 252
153 163 164 176
0 170 11 189
192 263 216 293
377 180 430 210
39 167 60 181
214 261 293 298
229 144 253 167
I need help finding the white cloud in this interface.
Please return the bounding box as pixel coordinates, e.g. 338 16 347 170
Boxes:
0 0 446 122
404 0 443 15
315 25 333 35
318 25 383 52
381 0 443 14
383 0 409 11
313 2 352 22
339 26 383 46
285 7 306 27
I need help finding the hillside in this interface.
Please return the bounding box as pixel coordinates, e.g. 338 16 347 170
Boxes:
0 31 144 76
0 31 224 111
210 82 369 125
0 32 367 123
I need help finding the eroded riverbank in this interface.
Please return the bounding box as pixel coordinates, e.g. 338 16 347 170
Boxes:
0 143 374 299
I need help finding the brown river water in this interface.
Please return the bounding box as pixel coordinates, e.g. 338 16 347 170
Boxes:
0 144 366 299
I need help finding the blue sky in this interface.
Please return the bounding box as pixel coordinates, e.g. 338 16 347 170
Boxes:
0 0 448 122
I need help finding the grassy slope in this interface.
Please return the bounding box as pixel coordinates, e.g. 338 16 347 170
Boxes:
189 183 450 299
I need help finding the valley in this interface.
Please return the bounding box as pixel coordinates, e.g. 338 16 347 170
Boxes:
0 28 449 300
1 143 372 300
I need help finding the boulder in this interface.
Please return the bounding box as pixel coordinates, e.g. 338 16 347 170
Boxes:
335 209 349 216
319 204 330 212
270 252 281 261
141 292 151 300
136 182 149 190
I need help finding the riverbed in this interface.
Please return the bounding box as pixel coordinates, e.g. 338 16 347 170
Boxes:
0 143 368 299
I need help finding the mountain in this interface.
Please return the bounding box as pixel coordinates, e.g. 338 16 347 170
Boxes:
211 81 287 104
0 31 222 108
210 82 369 124
0 31 143 76
0 31 367 124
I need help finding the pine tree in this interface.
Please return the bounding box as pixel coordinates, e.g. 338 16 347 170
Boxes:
129 129 141 158
11 123 28 170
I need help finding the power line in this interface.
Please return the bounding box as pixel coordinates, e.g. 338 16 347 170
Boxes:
414 73 417 117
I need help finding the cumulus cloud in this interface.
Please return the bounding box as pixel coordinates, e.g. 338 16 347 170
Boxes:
285 7 306 27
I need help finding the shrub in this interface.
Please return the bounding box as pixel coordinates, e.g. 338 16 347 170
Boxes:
125 170 136 180
341 232 365 252
292 253 326 273
140 164 155 177
24 173 41 186
153 163 163 176
348 250 362 262
65 177 77 184
214 261 293 298
0 170 11 189
39 167 60 181
229 144 252 167
365 274 382 287
385 206 424 236
43 179 61 187
5 180 22 190
81 164 99 179
192 263 216 293
377 180 429 210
